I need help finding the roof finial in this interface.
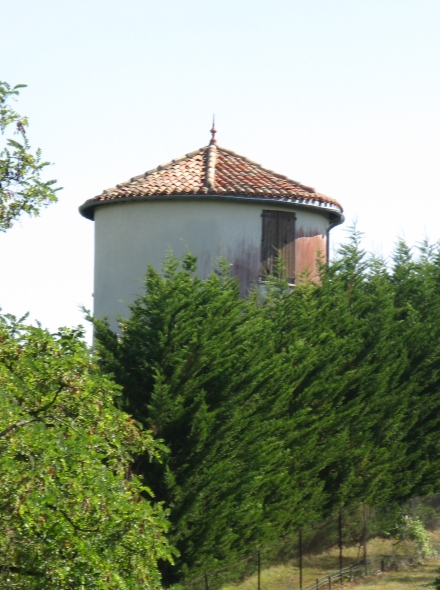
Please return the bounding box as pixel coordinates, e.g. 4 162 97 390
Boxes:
210 115 217 145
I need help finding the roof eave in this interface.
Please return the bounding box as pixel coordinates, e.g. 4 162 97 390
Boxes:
79 193 343 223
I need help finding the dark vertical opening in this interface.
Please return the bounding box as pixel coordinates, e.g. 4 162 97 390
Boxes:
260 210 296 282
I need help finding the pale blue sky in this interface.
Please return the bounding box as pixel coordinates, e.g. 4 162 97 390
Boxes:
1 0 439 340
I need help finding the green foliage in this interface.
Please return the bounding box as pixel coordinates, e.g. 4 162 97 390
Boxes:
390 515 436 559
0 314 174 589
94 234 440 582
0 81 59 231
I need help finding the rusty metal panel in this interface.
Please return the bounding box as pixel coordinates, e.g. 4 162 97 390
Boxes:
295 230 327 282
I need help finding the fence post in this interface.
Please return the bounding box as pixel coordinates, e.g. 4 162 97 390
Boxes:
338 510 343 580
257 551 261 590
363 504 367 571
299 529 303 590
316 578 319 590
204 573 209 590
328 575 332 589
349 565 353 581
381 558 385 573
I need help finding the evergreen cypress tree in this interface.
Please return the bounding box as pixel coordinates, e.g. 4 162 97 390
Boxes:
94 234 440 581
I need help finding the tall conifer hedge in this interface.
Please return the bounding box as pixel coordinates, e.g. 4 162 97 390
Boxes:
94 232 440 581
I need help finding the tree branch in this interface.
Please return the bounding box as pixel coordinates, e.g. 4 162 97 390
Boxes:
0 417 41 439
48 505 100 534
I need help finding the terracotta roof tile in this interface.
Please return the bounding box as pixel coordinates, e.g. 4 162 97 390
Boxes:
79 144 343 220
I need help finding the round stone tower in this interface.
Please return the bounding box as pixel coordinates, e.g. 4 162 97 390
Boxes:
80 132 343 331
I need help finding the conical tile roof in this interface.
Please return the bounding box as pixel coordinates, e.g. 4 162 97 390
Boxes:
79 144 343 220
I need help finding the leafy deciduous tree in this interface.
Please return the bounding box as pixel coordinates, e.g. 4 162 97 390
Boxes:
0 314 174 589
0 81 59 231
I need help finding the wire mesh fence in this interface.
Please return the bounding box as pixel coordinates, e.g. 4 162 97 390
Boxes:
182 494 440 590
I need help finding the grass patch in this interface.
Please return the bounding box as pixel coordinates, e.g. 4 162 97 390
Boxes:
347 558 440 589
221 529 440 590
